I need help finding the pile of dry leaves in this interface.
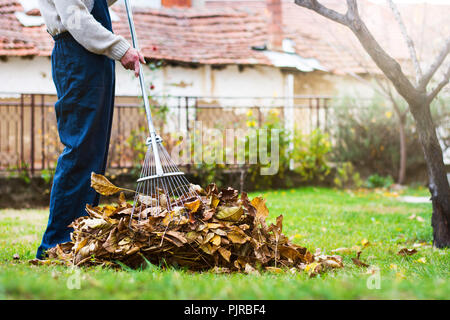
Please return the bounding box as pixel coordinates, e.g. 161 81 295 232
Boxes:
44 173 344 275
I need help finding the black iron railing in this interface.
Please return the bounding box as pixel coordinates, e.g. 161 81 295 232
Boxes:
0 93 332 174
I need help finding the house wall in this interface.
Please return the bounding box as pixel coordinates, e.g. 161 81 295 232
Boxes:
117 63 286 107
0 57 54 95
291 71 378 134
0 56 374 101
0 56 285 101
294 71 376 99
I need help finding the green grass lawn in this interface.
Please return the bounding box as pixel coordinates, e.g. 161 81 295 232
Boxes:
0 186 448 300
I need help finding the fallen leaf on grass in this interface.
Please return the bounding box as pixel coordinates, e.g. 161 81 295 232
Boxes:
265 266 284 274
305 262 322 277
408 214 425 222
361 238 370 247
351 251 370 267
416 257 427 264
352 258 369 268
244 263 260 275
331 247 352 254
397 248 418 256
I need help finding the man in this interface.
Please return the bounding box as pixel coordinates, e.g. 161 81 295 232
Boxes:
36 0 144 259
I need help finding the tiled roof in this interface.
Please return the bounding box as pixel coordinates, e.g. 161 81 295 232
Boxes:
112 6 271 65
0 0 21 14
0 1 39 56
0 0 448 75
0 2 272 65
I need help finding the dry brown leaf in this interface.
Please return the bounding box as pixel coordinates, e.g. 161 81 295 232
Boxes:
211 228 227 236
331 247 353 254
204 232 215 244
351 258 369 267
209 195 220 209
244 263 259 275
85 205 103 219
279 246 301 261
251 197 269 219
218 247 231 262
211 234 221 246
397 248 418 256
184 199 202 213
199 243 214 255
227 231 249 244
215 206 244 222
202 209 215 221
91 172 134 195
138 195 157 206
305 262 322 277
119 192 127 207
265 266 284 274
350 250 369 267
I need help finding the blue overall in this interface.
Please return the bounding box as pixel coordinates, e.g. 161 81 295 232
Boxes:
37 0 115 259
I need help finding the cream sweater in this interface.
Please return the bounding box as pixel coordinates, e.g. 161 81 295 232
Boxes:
38 0 130 60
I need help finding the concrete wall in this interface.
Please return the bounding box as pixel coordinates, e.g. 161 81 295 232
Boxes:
0 56 285 103
294 71 376 99
0 56 54 95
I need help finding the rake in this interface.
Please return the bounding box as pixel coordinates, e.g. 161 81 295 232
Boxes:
124 0 200 222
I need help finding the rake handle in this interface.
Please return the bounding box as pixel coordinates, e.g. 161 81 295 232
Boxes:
124 0 163 176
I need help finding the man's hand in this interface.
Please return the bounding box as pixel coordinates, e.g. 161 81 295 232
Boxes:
120 48 145 77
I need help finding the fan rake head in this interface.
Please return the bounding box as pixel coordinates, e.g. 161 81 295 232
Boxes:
130 135 200 223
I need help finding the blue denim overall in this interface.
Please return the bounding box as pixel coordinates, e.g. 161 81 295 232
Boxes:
36 0 115 258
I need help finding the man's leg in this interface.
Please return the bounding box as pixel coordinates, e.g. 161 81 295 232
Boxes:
36 39 115 259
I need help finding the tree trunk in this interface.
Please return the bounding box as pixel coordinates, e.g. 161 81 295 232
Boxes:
409 102 450 248
397 115 407 185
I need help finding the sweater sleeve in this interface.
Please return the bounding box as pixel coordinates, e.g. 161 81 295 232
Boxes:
53 0 130 60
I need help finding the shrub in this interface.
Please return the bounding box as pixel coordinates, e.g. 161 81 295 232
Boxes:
329 95 424 180
365 174 394 189
188 109 333 190
333 162 363 189
292 129 331 182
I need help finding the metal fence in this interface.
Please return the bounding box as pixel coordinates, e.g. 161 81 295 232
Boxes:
0 93 333 174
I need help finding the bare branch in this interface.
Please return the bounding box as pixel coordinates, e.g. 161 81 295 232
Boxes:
346 0 359 18
294 0 349 26
427 63 450 102
296 0 419 105
305 12 395 100
386 0 422 85
419 37 450 90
